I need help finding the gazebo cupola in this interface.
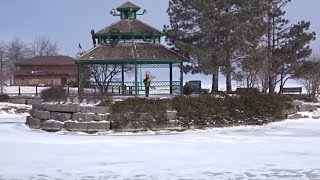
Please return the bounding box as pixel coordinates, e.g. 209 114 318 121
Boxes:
110 1 146 19
91 1 162 47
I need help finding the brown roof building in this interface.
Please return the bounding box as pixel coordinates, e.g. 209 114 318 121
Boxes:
14 56 78 86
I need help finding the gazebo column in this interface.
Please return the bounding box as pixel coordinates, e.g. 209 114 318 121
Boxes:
121 63 125 95
180 62 183 95
134 62 138 97
169 63 173 95
78 63 84 97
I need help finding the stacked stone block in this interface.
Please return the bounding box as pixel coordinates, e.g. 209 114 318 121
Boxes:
26 104 111 132
26 103 187 133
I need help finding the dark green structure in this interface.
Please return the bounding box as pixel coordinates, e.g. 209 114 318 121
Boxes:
77 1 185 97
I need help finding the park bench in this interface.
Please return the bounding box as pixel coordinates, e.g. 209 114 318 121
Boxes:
281 87 302 94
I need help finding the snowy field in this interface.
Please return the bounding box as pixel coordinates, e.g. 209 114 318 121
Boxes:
1 109 320 180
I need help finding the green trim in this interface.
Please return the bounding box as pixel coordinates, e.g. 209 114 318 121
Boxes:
134 62 138 97
117 7 140 10
169 63 173 95
77 59 183 64
95 32 164 37
180 62 183 95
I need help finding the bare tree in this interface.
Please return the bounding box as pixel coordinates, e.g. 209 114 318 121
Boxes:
0 42 7 94
88 64 133 93
28 35 59 57
5 38 29 85
293 55 320 102
5 38 28 66
234 48 270 92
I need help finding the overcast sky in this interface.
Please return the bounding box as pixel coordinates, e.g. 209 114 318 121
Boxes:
1 0 319 57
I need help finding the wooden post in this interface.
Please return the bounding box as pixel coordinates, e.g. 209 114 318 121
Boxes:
18 87 21 96
36 86 38 96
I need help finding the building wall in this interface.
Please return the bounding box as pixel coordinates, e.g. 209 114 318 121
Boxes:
14 64 79 86
17 65 78 76
14 75 77 86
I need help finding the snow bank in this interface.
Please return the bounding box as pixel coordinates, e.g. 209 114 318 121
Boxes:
0 102 31 118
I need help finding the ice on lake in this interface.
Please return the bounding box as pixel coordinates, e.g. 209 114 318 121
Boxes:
0 114 320 180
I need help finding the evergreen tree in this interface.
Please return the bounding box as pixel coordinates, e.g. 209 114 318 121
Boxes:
263 0 315 94
165 0 264 93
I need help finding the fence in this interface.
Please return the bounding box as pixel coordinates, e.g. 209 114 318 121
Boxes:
2 86 78 96
85 81 181 96
1 84 181 97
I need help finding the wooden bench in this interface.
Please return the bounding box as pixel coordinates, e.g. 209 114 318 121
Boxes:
281 87 302 94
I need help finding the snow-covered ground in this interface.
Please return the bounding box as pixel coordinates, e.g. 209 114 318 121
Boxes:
1 108 320 179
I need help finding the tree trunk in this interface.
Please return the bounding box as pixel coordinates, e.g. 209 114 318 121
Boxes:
267 0 275 94
211 65 219 93
226 52 232 94
311 80 316 102
278 72 284 94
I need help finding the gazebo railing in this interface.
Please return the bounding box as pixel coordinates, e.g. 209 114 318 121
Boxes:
84 81 181 96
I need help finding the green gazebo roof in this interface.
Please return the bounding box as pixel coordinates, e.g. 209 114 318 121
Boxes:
77 43 185 63
95 19 163 36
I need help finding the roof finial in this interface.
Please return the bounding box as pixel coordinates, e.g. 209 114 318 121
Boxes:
76 43 85 58
110 8 117 15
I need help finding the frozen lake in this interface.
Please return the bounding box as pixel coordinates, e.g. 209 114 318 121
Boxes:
1 115 320 180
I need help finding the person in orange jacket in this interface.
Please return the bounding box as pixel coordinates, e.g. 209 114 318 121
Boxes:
143 73 152 97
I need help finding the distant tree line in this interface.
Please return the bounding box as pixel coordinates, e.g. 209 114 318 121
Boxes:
165 0 316 96
0 35 59 84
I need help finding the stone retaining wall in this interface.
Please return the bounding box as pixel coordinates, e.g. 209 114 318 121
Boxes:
285 101 319 119
26 104 182 133
10 96 43 105
26 101 319 133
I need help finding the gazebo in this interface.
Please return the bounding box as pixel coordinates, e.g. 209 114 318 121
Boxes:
77 1 185 97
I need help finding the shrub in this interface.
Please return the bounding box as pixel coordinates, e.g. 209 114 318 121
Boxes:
0 94 10 102
109 98 170 129
41 87 67 102
200 89 210 94
99 92 292 129
98 99 113 106
235 90 292 120
170 92 292 127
